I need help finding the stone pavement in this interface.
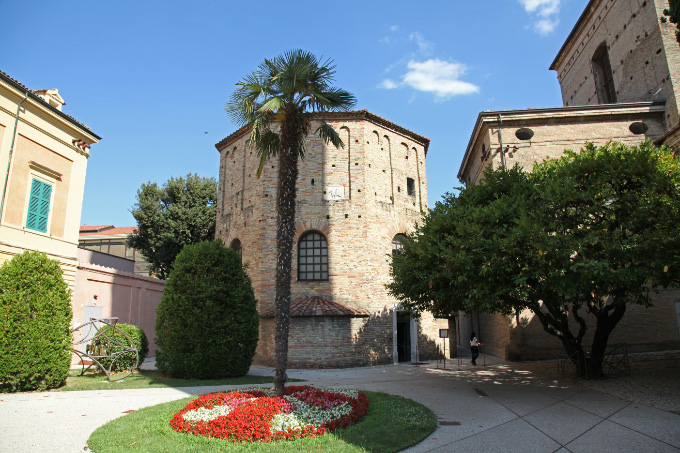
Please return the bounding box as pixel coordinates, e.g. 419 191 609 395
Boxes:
1 354 678 452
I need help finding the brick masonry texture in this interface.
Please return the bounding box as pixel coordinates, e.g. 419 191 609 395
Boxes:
552 0 680 130
216 112 448 368
456 0 680 360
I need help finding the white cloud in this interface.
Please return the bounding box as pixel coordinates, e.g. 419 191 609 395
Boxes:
379 59 479 101
390 25 399 32
519 0 561 35
379 79 399 89
519 0 560 16
409 31 434 56
535 18 559 35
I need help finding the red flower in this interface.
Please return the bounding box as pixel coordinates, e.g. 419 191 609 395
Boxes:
170 386 368 443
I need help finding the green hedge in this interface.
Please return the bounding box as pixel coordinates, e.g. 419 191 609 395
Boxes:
0 251 73 392
155 240 259 379
89 323 149 372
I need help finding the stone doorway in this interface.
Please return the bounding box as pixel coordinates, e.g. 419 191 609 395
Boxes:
396 313 411 362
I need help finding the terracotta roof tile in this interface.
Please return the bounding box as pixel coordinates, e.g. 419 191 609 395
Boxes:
260 296 369 318
80 225 114 233
79 225 137 236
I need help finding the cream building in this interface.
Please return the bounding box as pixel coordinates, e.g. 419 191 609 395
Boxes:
0 70 100 291
457 0 680 360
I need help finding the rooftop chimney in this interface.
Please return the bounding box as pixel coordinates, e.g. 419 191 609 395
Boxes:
33 88 66 111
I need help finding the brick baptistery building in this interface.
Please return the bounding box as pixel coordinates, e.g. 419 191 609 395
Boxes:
215 110 448 368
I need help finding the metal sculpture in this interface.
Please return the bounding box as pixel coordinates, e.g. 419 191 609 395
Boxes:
70 317 139 381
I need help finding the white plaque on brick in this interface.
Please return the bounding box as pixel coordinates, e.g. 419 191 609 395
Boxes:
326 185 345 200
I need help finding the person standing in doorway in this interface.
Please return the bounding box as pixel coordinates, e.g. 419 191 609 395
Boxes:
470 332 483 365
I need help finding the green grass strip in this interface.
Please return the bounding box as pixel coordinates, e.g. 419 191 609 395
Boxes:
60 370 302 392
87 390 436 452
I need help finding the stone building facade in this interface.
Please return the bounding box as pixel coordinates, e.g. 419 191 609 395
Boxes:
215 110 448 368
457 0 680 360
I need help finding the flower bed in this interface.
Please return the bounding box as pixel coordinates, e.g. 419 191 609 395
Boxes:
170 385 369 442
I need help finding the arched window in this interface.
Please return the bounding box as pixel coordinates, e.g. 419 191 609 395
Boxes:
298 232 328 281
230 239 242 258
392 234 407 256
591 42 617 104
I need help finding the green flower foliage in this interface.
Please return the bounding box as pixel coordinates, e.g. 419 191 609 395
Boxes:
0 251 73 392
155 240 259 379
390 141 680 373
127 173 217 279
90 323 149 372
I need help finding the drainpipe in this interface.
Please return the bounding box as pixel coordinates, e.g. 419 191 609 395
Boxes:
498 114 506 170
0 92 30 223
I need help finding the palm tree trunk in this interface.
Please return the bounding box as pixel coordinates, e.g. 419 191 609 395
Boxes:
273 112 300 397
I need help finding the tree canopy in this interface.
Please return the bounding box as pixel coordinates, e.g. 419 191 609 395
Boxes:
155 240 259 379
127 173 217 279
665 0 680 44
225 50 356 395
389 141 680 375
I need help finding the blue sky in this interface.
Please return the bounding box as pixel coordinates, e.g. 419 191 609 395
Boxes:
1 0 586 227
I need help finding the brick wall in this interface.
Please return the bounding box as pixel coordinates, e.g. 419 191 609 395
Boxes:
216 112 445 367
552 0 680 130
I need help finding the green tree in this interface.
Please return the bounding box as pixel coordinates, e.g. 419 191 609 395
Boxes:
127 173 217 279
0 251 73 392
225 50 356 395
664 0 680 43
389 142 680 377
155 240 259 379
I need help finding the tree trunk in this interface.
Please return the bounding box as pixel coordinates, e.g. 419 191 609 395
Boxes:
560 336 587 377
273 112 301 397
588 303 626 378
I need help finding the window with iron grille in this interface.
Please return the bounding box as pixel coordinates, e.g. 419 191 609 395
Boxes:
298 231 328 281
392 234 407 256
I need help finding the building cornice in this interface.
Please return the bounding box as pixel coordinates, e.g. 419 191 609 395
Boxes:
215 109 430 155
459 101 666 181
0 71 101 142
0 105 91 158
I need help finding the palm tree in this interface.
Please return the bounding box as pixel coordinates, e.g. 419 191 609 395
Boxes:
226 50 356 396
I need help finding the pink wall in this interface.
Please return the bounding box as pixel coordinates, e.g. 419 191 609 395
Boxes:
73 262 165 354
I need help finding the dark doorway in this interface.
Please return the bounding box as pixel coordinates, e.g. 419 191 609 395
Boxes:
396 313 411 362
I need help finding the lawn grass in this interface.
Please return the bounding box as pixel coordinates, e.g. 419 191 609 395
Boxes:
87 390 437 452
60 370 302 392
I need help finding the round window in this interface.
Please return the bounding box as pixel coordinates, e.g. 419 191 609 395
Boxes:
515 128 534 141
629 122 648 135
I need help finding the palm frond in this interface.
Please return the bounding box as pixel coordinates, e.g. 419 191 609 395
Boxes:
259 96 284 114
254 130 281 177
316 120 344 149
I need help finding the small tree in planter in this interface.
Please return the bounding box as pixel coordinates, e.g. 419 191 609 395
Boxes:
155 240 259 378
0 251 73 392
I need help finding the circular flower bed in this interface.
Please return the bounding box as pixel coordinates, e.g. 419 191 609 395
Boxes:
170 385 369 442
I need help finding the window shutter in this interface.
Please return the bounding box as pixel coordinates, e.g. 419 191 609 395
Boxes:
26 179 51 233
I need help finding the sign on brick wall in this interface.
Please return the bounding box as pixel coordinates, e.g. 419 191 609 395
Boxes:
326 185 345 200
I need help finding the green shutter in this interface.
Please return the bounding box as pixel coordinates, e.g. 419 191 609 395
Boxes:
25 179 52 233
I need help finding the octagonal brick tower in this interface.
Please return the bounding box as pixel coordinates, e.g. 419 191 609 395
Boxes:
215 110 449 368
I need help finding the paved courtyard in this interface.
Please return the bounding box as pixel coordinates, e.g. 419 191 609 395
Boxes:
0 354 678 452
